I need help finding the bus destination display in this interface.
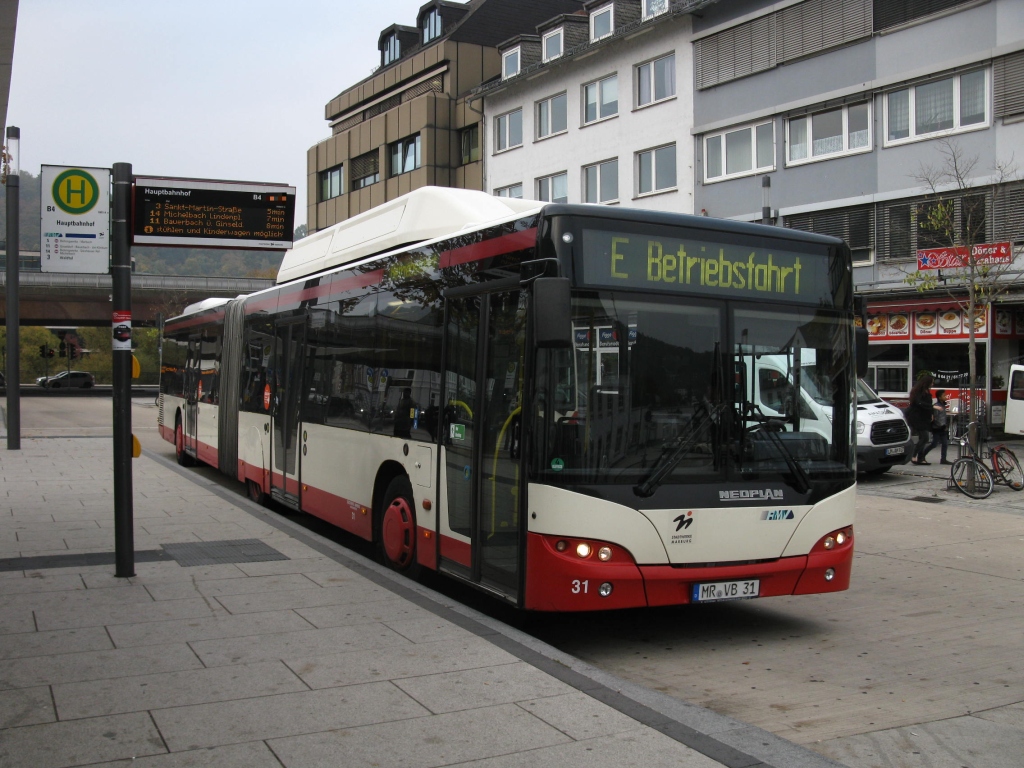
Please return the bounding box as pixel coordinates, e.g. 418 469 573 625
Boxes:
133 177 296 250
581 228 835 306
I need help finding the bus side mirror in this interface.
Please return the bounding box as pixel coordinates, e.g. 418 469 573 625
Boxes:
855 327 869 378
532 277 572 349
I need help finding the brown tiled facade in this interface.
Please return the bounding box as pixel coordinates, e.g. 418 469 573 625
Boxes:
307 0 585 232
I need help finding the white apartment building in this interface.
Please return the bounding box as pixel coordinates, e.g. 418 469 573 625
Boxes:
478 0 712 213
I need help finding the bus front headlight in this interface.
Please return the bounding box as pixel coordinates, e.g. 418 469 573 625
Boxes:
856 420 865 434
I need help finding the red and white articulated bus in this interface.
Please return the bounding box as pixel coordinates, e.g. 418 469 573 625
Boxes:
159 187 858 612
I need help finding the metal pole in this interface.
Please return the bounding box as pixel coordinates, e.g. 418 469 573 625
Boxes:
761 175 772 226
112 162 134 577
4 126 20 450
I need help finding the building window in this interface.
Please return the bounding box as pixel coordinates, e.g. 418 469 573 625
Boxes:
704 121 774 182
495 184 523 198
583 75 618 124
583 159 618 204
885 69 988 145
460 124 480 165
637 144 676 196
785 204 875 265
788 103 870 164
636 54 675 107
502 48 521 79
643 0 668 18
422 9 442 43
543 29 563 61
389 135 421 177
591 5 613 41
495 109 523 152
537 172 568 203
383 34 401 66
351 151 380 191
319 164 343 202
537 93 567 139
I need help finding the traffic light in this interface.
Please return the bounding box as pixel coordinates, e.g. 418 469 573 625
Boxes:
58 341 66 358
47 348 54 358
68 344 79 361
39 344 47 358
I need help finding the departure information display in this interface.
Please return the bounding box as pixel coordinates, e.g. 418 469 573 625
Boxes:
132 177 296 250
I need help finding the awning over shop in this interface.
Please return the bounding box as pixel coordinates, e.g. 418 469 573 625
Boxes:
866 297 963 314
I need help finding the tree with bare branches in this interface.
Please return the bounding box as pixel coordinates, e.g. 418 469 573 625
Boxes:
902 139 1019 442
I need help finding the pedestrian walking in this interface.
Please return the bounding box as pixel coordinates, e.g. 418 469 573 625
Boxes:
923 388 950 464
907 374 935 465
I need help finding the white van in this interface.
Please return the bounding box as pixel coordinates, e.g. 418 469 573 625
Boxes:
1003 364 1024 435
751 356 911 474
853 378 913 473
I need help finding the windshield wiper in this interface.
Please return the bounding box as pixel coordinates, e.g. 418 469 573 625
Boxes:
753 421 812 495
634 404 722 498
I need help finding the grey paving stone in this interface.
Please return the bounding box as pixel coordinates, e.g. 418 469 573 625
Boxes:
393 662 575 715
79 741 284 767
516 691 646 741
0 583 155 612
52 660 309 719
35 596 222 631
145 573 316 602
106 609 314 648
0 572 84 594
152 681 430 752
214 583 393 614
0 685 56 728
383 615 478 644
267 702 572 768
232 556 341 577
285 636 520 690
295 597 432 629
454 728 727 768
0 611 36 635
190 622 410 667
0 625 113 660
0 642 204 690
0 711 166 767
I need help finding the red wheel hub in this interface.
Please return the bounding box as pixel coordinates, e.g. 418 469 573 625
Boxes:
382 496 416 568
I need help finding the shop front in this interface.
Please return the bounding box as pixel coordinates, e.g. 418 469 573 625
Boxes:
864 297 1024 427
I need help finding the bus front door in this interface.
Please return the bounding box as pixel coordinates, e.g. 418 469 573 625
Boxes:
182 336 201 459
440 289 526 603
270 318 306 509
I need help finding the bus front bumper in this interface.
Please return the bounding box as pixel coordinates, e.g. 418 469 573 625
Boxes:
524 532 853 612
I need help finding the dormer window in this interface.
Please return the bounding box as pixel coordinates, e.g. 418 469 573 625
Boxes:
543 28 563 61
383 33 401 65
591 5 613 41
422 8 442 43
643 0 668 18
502 47 521 79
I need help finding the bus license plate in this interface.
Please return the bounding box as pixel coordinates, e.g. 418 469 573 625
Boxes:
885 446 905 456
692 579 759 603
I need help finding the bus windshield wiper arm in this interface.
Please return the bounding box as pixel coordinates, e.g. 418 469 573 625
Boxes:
757 422 811 495
634 404 721 498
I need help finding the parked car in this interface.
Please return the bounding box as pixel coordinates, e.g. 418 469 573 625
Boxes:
36 370 96 389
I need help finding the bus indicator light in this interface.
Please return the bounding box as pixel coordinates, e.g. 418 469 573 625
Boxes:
263 384 271 411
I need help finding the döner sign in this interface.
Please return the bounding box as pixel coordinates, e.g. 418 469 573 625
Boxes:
917 242 1013 270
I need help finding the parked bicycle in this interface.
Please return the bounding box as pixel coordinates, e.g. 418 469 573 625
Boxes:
948 422 1024 499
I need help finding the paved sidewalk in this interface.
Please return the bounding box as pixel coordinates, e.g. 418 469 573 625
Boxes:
0 435 847 768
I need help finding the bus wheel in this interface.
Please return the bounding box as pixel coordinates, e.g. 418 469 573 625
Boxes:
175 421 194 467
247 479 266 506
380 476 419 577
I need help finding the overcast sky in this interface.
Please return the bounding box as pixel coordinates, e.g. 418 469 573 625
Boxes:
8 0 430 228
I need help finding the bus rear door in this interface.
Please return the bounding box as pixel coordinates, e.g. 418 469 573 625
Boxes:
270 317 306 508
440 288 527 603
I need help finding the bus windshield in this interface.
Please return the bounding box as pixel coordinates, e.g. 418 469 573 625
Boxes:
532 291 854 490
